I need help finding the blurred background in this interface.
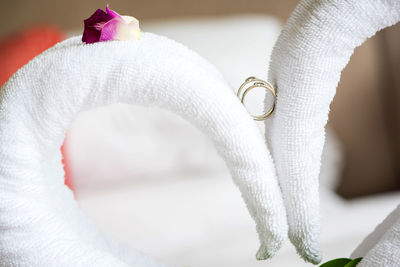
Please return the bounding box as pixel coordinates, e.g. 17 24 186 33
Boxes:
1 0 400 266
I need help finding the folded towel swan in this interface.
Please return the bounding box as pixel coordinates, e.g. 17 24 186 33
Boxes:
3 0 400 265
0 34 287 266
267 0 400 265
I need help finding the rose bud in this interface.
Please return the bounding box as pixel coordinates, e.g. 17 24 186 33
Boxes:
82 5 140 44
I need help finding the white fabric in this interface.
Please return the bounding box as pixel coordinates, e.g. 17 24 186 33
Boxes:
0 33 287 266
78 174 400 267
351 204 400 266
266 0 400 264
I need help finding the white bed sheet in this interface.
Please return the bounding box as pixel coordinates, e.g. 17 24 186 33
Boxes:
78 171 400 266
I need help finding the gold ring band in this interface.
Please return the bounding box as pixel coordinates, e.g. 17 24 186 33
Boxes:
237 77 276 121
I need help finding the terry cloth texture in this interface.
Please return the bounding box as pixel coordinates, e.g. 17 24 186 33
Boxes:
266 0 400 264
0 33 287 266
351 203 400 266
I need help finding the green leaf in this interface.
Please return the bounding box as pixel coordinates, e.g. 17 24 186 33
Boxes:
319 258 352 267
344 258 363 267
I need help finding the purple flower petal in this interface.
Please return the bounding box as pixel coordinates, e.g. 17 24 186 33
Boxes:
82 5 122 44
105 5 121 19
99 17 123 42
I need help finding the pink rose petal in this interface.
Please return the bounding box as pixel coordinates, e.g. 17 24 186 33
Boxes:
99 17 124 42
82 5 123 44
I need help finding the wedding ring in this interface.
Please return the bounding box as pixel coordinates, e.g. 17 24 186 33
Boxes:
237 77 276 121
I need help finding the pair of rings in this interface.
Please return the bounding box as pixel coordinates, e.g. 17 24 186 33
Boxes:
237 77 276 121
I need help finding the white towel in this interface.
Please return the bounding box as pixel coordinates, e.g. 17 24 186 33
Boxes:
0 33 287 266
266 0 400 264
351 203 400 266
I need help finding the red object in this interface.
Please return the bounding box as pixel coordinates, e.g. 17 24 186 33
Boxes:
0 25 73 190
0 25 64 85
61 142 73 190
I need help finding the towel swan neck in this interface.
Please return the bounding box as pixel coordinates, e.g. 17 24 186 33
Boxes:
0 33 286 266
